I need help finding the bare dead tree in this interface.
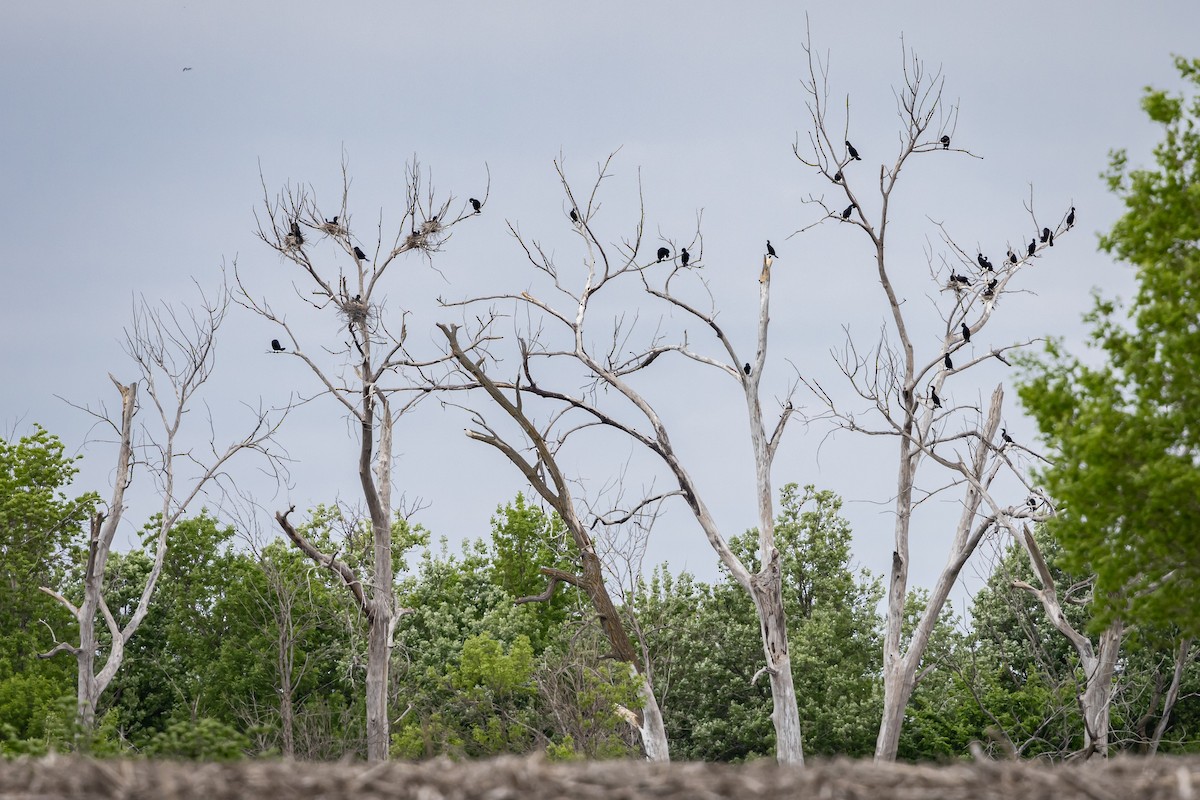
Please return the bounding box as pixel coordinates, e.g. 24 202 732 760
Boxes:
234 157 486 761
438 322 671 761
439 154 805 763
793 36 1075 761
38 286 283 734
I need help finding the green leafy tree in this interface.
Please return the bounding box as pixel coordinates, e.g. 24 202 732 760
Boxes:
1017 55 1200 633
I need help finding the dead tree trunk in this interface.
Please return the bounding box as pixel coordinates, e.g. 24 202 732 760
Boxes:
1011 524 1123 759
440 161 804 762
39 290 281 737
240 161 483 761
440 323 671 761
1149 636 1194 755
792 35 1072 761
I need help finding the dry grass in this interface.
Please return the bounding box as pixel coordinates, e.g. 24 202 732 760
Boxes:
2 754 1199 800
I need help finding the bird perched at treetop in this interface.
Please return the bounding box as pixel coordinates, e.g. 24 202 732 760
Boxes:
656 246 670 262
846 140 862 160
271 339 285 352
353 246 367 261
766 240 777 258
680 248 690 267
469 198 482 214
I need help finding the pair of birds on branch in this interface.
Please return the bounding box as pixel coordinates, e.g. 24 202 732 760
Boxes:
655 246 691 266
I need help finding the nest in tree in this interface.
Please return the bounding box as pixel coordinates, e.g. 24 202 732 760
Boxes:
284 233 304 251
320 221 346 237
419 218 443 236
338 298 372 325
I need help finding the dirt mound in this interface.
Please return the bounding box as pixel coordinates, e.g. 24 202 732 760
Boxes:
2 754 1197 799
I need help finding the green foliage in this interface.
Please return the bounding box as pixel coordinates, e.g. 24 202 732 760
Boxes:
1017 55 1200 632
142 717 249 760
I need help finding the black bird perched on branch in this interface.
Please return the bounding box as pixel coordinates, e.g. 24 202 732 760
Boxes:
271 339 285 352
944 353 954 370
469 198 482 214
833 170 843 182
842 204 855 219
846 141 862 161
288 221 304 246
940 135 950 150
743 362 752 376
1008 249 1018 265
1066 206 1075 229
1040 227 1051 244
930 387 942 409
1049 231 1055 247
978 254 994 272
766 240 777 258
656 246 670 262
961 322 971 342
1001 428 1014 446
950 273 971 286
983 278 998 298
353 246 367 261
680 248 690 267
326 216 339 226
569 208 580 224
1028 239 1037 257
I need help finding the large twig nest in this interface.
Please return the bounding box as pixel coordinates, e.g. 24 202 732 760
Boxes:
338 298 372 325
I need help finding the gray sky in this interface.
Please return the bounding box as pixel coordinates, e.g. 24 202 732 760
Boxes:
3 1 1196 614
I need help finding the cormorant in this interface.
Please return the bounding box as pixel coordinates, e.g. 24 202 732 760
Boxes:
353 246 367 260
288 221 304 246
271 339 285 352
961 322 971 342
1027 497 1037 510
570 208 580 223
930 387 942 408
1066 206 1075 229
1028 239 1037 257
842 203 855 219
1049 231 1054 247
944 353 953 370
940 135 950 150
833 170 843 182
1040 227 1050 243
743 362 752 376
469 198 482 214
326 216 339 226
766 240 777 258
1001 428 1014 445
656 246 670 262
951 273 971 285
680 248 690 267
1008 250 1018 265
846 141 861 161
977 253 989 271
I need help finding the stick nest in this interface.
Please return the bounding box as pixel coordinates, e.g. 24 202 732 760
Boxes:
338 299 372 325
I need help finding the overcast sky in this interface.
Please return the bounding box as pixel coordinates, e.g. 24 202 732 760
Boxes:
3 1 1197 616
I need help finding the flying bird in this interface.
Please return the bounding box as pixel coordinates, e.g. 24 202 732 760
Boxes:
656 246 670 262
846 141 861 161
842 204 855 219
961 323 971 342
469 198 482 214
944 353 953 370
271 339 285 352
940 135 950 149
1066 206 1076 229
766 240 777 258
353 246 367 261
1028 239 1037 257
182 67 192 72
680 248 690 267
743 362 752 376
569 208 580 223
930 387 942 409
